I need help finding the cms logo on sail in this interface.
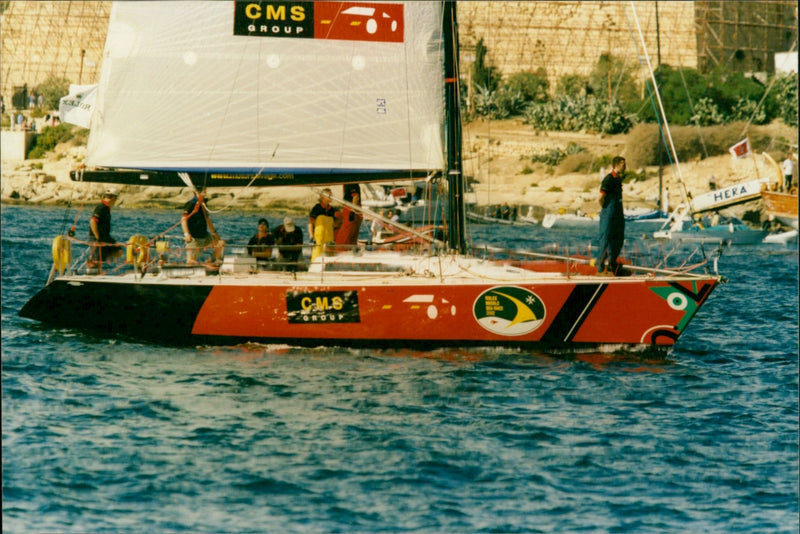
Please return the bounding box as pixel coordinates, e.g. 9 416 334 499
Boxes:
235 2 311 37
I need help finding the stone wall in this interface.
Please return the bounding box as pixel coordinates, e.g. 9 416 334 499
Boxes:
1 1 795 104
1 1 111 103
458 1 698 89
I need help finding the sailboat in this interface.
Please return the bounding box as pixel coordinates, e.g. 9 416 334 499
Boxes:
20 1 721 350
760 152 798 230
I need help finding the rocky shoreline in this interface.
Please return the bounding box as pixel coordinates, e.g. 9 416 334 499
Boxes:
2 121 794 220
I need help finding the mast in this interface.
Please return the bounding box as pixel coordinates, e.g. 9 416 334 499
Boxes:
655 1 664 213
444 0 466 253
630 2 693 214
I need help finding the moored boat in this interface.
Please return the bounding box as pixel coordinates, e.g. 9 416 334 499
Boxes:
761 187 798 231
19 1 722 351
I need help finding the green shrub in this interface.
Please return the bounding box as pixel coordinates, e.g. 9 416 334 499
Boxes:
771 73 798 127
505 69 549 103
731 97 767 124
588 54 640 110
522 95 632 134
556 75 586 98
690 97 726 126
631 64 792 128
35 75 70 111
28 124 80 159
547 186 563 192
472 38 500 94
520 165 533 175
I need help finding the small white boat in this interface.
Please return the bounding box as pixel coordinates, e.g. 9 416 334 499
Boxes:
542 208 668 232
541 212 597 229
653 207 768 245
762 229 798 245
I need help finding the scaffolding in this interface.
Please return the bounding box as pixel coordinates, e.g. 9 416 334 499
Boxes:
458 1 698 92
1 1 111 107
457 1 796 93
0 1 795 108
695 1 797 74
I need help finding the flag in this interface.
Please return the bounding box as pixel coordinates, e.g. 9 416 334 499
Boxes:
58 84 97 128
728 138 752 159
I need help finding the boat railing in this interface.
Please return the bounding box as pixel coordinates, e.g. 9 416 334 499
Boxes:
47 227 723 283
475 238 721 279
46 231 445 281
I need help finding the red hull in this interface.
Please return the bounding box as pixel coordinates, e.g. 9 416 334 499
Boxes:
20 254 719 349
192 277 715 347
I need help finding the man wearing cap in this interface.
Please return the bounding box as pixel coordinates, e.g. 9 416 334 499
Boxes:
88 187 124 265
247 218 275 261
272 216 304 267
181 188 225 263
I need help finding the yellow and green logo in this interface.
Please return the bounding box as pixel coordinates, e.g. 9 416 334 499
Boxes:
473 286 546 336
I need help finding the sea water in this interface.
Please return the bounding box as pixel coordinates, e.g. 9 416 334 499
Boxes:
2 204 798 533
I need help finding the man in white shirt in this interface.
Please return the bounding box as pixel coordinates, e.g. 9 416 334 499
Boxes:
781 154 794 191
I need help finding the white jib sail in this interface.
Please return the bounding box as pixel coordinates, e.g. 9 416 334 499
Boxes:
87 1 445 176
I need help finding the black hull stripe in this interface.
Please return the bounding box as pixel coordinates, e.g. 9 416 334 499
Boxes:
19 280 212 343
540 283 608 343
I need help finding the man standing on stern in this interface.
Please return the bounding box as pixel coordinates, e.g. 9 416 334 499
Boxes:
595 156 626 276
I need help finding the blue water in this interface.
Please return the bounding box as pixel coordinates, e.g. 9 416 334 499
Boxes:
3 204 798 533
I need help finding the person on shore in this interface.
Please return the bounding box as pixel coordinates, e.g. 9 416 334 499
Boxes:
88 187 124 265
595 156 626 276
781 154 794 192
708 175 717 191
247 218 274 261
273 217 304 266
181 188 225 263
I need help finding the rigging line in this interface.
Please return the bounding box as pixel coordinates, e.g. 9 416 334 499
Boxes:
486 1 491 208
676 66 709 159
402 7 415 182
622 8 682 196
201 21 257 191
629 2 694 214
604 3 637 123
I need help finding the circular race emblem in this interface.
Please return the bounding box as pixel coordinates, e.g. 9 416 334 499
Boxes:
473 286 546 336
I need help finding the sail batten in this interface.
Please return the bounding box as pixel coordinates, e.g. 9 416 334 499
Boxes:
87 1 445 177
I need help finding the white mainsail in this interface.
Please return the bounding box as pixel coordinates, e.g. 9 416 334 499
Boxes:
87 1 445 176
